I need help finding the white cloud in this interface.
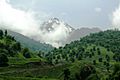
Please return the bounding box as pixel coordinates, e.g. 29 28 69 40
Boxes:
112 5 120 28
0 0 71 47
0 0 41 36
41 21 72 47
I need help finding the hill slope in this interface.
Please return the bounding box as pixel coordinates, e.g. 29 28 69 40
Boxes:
0 29 120 80
47 30 120 63
7 30 53 52
44 29 120 80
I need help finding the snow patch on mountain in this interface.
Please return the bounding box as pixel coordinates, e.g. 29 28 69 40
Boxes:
39 18 74 47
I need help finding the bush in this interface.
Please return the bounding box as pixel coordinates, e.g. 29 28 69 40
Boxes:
0 53 8 67
75 64 96 80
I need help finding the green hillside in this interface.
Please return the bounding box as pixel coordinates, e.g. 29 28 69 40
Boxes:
7 30 53 52
0 29 57 80
45 29 120 80
0 29 120 80
0 29 44 63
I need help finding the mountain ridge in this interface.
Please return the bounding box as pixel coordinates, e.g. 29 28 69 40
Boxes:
39 18 101 47
7 30 53 52
0 18 101 48
66 27 101 43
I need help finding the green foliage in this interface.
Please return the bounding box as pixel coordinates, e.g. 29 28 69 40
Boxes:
0 29 120 80
5 30 7 36
0 29 44 65
22 48 31 58
93 60 96 65
75 64 96 80
80 30 120 61
0 30 21 57
98 57 103 62
108 63 120 80
7 30 53 52
44 30 120 80
0 53 8 66
0 30 3 38
37 51 45 58
63 68 70 80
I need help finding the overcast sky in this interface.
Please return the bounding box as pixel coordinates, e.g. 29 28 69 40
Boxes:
9 0 119 29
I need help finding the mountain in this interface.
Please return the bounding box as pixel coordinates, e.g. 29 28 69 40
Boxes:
40 18 101 47
40 18 74 47
67 27 101 43
1 18 101 49
7 30 53 52
41 18 74 34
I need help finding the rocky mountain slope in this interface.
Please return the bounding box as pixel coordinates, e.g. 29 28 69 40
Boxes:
40 18 101 46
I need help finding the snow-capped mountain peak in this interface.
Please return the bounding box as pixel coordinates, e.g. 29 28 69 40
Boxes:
39 18 74 47
40 18 74 33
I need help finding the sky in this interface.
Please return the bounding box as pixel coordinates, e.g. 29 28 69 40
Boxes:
9 0 119 29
